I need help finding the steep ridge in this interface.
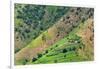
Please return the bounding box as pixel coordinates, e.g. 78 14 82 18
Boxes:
30 18 93 64
15 7 94 65
14 4 69 53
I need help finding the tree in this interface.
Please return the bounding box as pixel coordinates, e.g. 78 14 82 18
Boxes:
42 34 46 42
25 28 30 33
32 57 37 62
55 44 58 47
82 17 85 23
45 50 48 54
22 59 28 65
66 16 70 19
64 54 66 57
71 46 76 51
62 49 67 53
54 60 57 63
37 53 42 58
75 12 79 15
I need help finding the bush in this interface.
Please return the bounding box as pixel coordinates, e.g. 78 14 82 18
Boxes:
70 9 74 12
71 46 76 51
54 60 57 63
15 48 20 53
75 12 79 15
90 37 93 41
77 8 81 11
50 48 53 50
79 46 82 49
37 53 42 58
42 34 46 42
66 16 70 19
82 17 85 23
55 44 58 47
32 57 37 62
25 28 30 33
69 47 72 51
62 49 67 53
64 54 66 57
45 50 48 54
22 59 28 65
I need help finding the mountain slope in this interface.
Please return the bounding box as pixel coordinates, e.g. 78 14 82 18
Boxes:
15 7 94 65
14 4 69 53
30 18 93 64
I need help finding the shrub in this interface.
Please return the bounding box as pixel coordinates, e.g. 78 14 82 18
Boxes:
79 46 82 49
32 57 37 62
55 44 58 47
75 12 79 15
70 9 74 12
37 53 42 58
15 48 20 53
66 16 70 19
90 37 93 41
64 54 66 57
54 60 58 63
62 49 67 53
69 48 72 51
25 28 30 33
50 48 53 50
77 8 81 11
22 59 28 65
45 50 48 54
71 46 76 51
82 17 85 23
42 34 46 42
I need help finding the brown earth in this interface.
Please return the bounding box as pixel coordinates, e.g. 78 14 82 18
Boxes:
76 18 94 60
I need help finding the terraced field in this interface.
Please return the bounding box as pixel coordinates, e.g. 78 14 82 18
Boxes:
14 4 94 65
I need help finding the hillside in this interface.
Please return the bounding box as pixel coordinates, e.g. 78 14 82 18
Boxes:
30 18 93 64
14 4 69 53
14 4 94 65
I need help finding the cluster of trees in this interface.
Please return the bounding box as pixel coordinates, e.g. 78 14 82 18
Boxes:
14 4 69 53
32 53 43 62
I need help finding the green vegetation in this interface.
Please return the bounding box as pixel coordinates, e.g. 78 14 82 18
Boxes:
14 4 69 53
29 23 85 64
14 4 94 65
